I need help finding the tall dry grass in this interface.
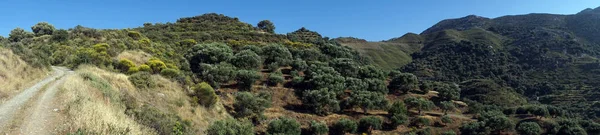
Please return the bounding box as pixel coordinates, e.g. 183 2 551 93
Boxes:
58 65 230 134
0 49 47 101
116 50 152 65
57 66 155 134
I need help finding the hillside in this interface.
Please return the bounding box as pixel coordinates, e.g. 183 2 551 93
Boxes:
0 48 47 102
334 34 423 70
2 8 600 135
1 13 461 135
403 6 600 107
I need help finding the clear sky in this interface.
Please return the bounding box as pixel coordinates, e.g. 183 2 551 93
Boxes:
1 0 599 41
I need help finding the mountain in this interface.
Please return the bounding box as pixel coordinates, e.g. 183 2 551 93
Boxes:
388 7 600 114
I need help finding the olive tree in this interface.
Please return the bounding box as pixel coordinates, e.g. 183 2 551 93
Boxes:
358 116 383 132
389 73 418 94
302 88 340 115
199 63 237 88
436 83 460 101
236 70 261 90
310 121 329 135
349 91 388 114
186 43 233 73
517 122 542 135
8 28 33 42
31 22 56 36
230 50 261 69
261 44 293 67
404 97 434 115
234 92 272 119
267 117 301 135
257 20 276 34
440 101 456 115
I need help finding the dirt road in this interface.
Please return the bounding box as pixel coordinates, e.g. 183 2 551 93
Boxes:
0 66 72 134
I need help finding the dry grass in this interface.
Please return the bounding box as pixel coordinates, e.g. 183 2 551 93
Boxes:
56 66 155 134
0 49 47 102
56 65 230 134
116 50 152 65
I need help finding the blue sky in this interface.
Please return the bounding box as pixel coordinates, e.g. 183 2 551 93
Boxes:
1 0 599 41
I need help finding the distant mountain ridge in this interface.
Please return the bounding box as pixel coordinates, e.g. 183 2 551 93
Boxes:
340 6 600 114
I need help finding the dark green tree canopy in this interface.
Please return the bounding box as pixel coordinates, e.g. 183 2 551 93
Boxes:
333 118 357 134
257 20 276 34
389 73 419 94
310 121 329 135
187 43 233 73
31 22 56 36
234 92 272 119
261 44 293 66
349 91 388 114
517 122 542 135
9 28 33 42
403 97 434 115
235 70 261 90
267 117 301 135
436 83 460 101
302 88 340 115
230 50 262 69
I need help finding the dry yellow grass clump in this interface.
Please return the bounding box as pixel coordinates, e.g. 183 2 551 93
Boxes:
57 65 230 134
0 49 47 101
117 50 152 65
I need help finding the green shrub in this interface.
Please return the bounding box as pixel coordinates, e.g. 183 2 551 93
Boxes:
9 27 33 42
127 105 191 135
440 101 456 115
391 114 409 127
261 44 293 66
129 72 156 89
206 118 254 135
52 29 69 41
441 115 453 124
349 91 388 114
441 131 457 135
358 116 383 132
118 59 136 73
267 117 301 135
127 66 140 74
388 73 418 94
31 22 55 36
416 128 432 135
147 59 167 73
334 118 357 134
194 82 218 107
139 64 152 72
160 68 181 78
230 50 262 69
187 43 233 72
268 70 284 86
404 97 434 115
128 31 143 40
310 121 329 135
302 88 340 115
236 70 261 90
199 63 237 88
435 83 460 101
234 92 271 119
178 39 197 49
517 122 541 135
412 117 431 128
388 101 407 116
